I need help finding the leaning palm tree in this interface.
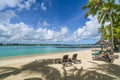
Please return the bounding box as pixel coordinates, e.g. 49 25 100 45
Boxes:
98 0 120 54
82 0 120 54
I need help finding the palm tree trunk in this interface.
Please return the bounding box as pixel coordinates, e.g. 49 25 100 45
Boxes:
108 13 114 54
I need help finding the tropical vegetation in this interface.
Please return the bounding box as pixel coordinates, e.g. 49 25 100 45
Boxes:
82 0 120 54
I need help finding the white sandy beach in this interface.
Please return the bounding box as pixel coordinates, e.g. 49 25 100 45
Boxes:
0 49 120 80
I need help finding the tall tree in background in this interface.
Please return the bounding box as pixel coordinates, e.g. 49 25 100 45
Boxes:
82 0 120 54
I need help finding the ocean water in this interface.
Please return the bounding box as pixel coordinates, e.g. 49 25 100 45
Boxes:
0 46 87 58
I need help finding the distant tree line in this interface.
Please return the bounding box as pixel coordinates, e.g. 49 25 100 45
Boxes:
0 43 101 48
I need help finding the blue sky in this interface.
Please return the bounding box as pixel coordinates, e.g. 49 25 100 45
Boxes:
0 0 101 44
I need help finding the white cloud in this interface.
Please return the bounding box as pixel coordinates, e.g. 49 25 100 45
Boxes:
0 22 35 43
0 10 16 24
72 15 100 41
23 0 36 10
38 21 50 27
0 21 69 43
42 21 50 27
24 1 31 10
0 0 18 10
41 2 47 11
73 27 85 39
40 0 52 11
45 30 54 40
0 10 100 44
0 0 36 11
61 27 68 36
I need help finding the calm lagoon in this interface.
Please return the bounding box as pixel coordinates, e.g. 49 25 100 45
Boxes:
0 46 88 58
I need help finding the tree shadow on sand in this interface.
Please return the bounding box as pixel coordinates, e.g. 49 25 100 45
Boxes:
20 59 61 80
0 59 61 80
0 59 118 80
62 66 116 80
24 77 42 80
0 67 20 79
89 62 120 79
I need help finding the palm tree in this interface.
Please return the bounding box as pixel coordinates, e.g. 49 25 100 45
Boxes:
113 13 120 43
98 0 120 54
82 0 102 18
113 15 120 50
82 0 120 54
98 24 107 40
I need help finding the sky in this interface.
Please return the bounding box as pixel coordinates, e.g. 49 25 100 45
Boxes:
0 0 101 44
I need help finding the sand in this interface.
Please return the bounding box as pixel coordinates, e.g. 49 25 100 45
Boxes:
0 48 120 80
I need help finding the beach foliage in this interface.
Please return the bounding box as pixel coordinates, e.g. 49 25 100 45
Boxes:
82 0 120 53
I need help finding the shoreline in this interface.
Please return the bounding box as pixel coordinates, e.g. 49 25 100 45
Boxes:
0 48 120 80
0 48 90 61
0 49 94 67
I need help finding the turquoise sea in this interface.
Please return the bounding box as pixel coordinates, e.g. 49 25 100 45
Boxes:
0 46 88 58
